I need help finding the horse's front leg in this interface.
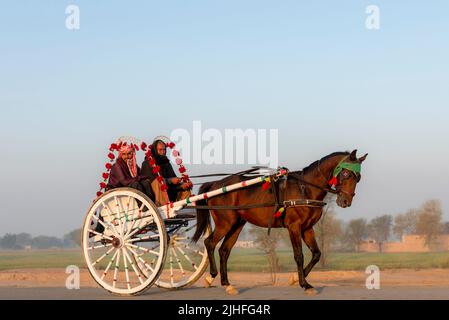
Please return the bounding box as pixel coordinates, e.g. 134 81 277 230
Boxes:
302 228 321 277
287 223 315 294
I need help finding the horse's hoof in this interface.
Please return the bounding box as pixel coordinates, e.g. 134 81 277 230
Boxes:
288 274 298 286
225 285 239 295
305 288 318 296
204 275 215 288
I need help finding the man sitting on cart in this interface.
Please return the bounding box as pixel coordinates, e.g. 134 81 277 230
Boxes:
141 139 192 206
106 144 155 200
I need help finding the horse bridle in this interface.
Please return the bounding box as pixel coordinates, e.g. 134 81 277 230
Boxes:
315 158 360 197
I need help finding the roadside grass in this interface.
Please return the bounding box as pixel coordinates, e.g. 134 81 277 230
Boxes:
2 248 449 272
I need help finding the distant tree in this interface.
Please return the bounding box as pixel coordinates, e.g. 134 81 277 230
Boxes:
64 229 81 247
415 199 443 247
315 208 343 267
31 236 63 249
344 218 368 252
0 233 18 249
393 209 418 240
15 233 32 249
441 222 449 234
249 226 283 284
368 215 393 252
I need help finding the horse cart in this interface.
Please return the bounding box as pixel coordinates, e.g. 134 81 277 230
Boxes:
81 136 287 296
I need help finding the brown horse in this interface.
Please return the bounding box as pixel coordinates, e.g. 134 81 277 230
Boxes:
192 149 367 295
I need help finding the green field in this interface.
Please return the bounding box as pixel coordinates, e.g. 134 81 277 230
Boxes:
2 248 449 272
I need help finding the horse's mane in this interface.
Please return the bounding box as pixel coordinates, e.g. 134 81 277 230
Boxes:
300 151 350 174
208 151 350 186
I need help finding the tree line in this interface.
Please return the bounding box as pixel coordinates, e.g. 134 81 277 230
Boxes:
0 229 81 250
248 199 447 282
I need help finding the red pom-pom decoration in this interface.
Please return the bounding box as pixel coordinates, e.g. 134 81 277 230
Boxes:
152 166 160 174
141 142 147 151
274 210 283 218
161 184 168 191
156 176 164 183
179 166 186 173
262 181 271 190
105 163 112 170
133 144 139 151
102 172 109 180
168 142 175 148
100 182 107 189
110 143 118 151
108 153 115 160
328 176 338 187
96 191 103 197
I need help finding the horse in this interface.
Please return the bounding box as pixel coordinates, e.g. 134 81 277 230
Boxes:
192 149 368 295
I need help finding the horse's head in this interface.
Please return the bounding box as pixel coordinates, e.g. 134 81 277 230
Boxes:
332 149 368 208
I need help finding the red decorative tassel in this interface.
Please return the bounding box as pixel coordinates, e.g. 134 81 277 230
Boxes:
179 166 186 173
105 163 112 170
108 153 115 160
110 143 118 151
141 142 147 151
274 210 282 218
156 176 163 183
149 158 156 166
96 191 103 197
100 182 107 189
102 172 109 180
161 184 168 191
168 142 175 148
262 181 271 190
133 144 139 151
328 176 337 186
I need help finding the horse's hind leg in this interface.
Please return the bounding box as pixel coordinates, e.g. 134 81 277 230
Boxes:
218 220 246 295
204 222 229 288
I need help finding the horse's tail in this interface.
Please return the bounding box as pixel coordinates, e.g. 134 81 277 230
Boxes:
191 181 214 243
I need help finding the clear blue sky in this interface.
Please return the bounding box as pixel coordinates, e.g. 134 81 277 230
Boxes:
1 1 448 237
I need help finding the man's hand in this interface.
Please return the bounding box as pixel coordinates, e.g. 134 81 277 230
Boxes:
181 182 191 190
170 177 181 184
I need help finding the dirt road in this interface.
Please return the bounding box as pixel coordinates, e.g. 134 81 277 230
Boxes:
1 269 449 299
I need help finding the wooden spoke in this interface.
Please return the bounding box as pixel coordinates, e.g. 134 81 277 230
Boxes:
127 243 161 257
92 247 115 266
171 247 186 276
122 248 131 290
101 249 119 280
112 249 121 288
126 246 155 274
88 243 113 251
88 229 113 241
125 233 160 243
175 246 198 271
123 248 144 285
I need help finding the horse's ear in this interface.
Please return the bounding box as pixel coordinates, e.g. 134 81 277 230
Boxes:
359 153 368 162
349 149 357 161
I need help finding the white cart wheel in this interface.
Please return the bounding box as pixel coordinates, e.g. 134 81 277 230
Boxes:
155 218 210 289
82 188 167 296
